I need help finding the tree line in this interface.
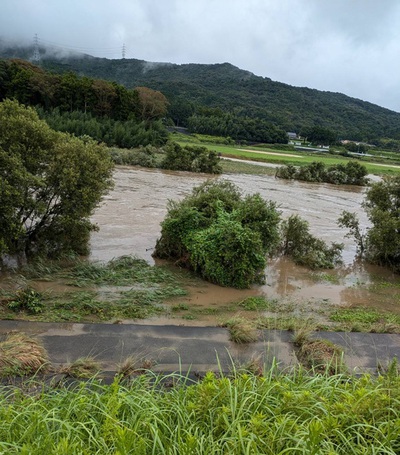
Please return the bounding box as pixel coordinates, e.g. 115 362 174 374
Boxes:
36 108 168 148
186 109 288 144
0 59 289 146
44 56 400 144
276 161 369 186
0 59 169 148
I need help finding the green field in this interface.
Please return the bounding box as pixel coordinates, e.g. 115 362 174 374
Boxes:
175 136 400 176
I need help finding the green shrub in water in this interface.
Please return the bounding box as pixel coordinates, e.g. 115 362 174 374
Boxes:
281 214 343 269
154 180 281 288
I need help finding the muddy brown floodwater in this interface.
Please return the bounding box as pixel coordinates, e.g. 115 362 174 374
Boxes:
90 166 400 316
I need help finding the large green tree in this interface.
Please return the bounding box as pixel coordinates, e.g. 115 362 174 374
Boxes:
135 86 169 121
0 100 114 258
339 176 400 272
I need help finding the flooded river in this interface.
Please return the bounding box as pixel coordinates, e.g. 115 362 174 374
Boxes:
90 166 400 313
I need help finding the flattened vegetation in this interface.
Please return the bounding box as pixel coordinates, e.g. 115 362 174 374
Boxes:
0 256 188 323
0 332 49 377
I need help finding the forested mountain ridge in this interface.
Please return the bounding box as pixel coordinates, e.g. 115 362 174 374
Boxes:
0 56 170 148
1 44 400 141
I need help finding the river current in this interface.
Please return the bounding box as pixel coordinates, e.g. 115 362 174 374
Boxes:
90 166 400 313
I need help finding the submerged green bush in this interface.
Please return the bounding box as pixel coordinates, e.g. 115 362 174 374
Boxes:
187 213 267 288
281 215 343 269
161 142 222 174
276 161 369 186
154 180 281 288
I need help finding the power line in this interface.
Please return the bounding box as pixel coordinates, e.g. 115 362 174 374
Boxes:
22 35 128 59
32 33 41 63
38 37 121 53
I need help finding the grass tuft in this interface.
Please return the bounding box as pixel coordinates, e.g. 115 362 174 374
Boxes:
297 337 345 374
0 332 49 377
60 357 101 379
117 356 155 378
222 316 259 344
292 322 316 347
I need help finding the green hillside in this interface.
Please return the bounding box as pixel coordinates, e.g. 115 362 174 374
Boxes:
1 44 400 141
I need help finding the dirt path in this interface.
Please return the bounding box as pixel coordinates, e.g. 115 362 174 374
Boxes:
370 162 400 169
237 149 304 158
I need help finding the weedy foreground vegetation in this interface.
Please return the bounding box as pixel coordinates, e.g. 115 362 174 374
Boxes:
1 366 400 453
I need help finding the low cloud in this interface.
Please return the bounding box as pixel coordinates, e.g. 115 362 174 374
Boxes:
1 0 399 111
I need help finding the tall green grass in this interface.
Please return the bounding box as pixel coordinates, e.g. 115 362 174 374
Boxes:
1 368 400 453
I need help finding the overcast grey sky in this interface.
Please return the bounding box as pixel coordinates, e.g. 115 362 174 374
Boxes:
2 0 400 112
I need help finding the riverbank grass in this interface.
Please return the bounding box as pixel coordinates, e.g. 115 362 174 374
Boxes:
175 134 400 176
293 328 346 374
1 368 400 453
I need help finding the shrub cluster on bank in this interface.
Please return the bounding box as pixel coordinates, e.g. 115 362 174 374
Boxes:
109 145 160 168
109 142 222 174
161 142 222 173
276 161 369 185
154 180 342 288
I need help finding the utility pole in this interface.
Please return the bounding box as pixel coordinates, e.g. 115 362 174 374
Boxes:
122 43 126 59
32 34 41 63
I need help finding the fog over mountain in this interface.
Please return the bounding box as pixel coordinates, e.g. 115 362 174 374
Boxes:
1 0 400 112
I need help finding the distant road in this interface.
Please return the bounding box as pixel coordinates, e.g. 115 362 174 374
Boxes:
238 149 304 158
221 157 281 168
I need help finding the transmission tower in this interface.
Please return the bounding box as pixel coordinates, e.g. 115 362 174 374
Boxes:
32 34 41 63
122 43 126 59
